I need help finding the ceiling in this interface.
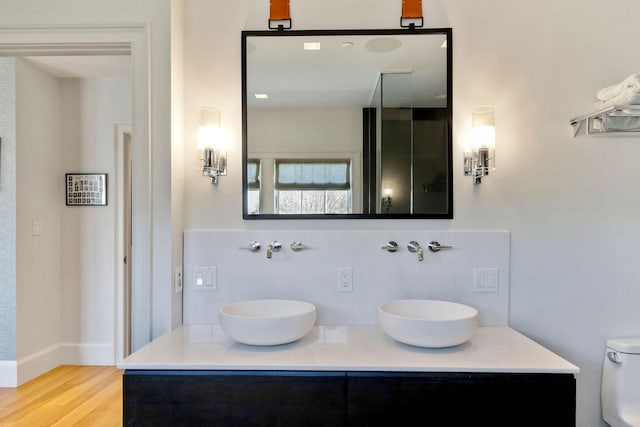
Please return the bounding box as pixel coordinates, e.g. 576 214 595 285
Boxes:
245 32 448 109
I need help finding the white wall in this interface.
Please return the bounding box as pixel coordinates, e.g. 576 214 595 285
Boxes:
60 77 131 364
11 61 132 384
182 1 640 425
15 58 63 383
248 107 362 155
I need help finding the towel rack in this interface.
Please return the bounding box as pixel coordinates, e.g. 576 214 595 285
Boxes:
570 104 640 137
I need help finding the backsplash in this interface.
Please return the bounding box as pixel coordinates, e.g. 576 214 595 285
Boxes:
183 230 510 327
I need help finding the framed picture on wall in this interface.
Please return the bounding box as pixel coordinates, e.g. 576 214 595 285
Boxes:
65 173 108 206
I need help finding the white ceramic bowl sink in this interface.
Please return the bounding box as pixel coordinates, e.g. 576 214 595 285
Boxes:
378 299 479 348
219 299 316 346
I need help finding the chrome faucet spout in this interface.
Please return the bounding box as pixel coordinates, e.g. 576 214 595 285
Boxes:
407 241 424 261
266 241 281 259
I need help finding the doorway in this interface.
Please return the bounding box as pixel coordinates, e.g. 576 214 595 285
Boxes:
116 123 133 360
0 24 152 386
16 56 132 367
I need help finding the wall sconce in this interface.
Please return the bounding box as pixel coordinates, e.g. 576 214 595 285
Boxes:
382 187 393 211
198 106 228 185
464 106 496 184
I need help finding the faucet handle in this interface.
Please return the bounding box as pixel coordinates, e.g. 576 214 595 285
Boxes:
407 241 421 252
427 241 453 253
239 241 261 252
270 241 282 251
381 241 399 252
290 241 310 252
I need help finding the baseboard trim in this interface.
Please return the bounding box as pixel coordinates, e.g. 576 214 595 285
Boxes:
5 342 115 387
0 360 18 387
17 343 60 385
59 342 114 366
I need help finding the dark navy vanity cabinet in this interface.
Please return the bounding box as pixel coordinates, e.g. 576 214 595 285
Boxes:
123 369 575 426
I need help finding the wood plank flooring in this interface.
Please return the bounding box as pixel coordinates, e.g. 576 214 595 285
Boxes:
0 365 122 426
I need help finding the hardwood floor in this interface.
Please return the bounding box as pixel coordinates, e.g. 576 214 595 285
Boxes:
0 365 123 426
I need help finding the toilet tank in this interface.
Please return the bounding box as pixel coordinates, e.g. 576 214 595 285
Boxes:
602 338 640 426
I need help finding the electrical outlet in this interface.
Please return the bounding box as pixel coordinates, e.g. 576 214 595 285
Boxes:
174 266 183 293
337 267 353 292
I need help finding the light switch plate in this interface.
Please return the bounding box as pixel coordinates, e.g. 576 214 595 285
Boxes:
194 266 217 290
473 267 498 293
32 220 44 236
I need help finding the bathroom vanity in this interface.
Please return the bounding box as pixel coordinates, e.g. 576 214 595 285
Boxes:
119 325 579 426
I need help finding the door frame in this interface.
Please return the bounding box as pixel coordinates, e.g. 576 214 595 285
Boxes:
115 122 132 362
0 24 153 367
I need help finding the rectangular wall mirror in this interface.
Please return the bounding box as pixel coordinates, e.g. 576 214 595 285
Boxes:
242 28 452 219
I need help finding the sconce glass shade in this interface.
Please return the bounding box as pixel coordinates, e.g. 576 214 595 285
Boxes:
198 106 230 150
198 106 228 184
471 106 495 150
198 125 229 150
464 106 496 184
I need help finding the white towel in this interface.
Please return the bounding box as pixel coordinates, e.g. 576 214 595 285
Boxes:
598 90 640 109
597 73 640 101
598 116 640 131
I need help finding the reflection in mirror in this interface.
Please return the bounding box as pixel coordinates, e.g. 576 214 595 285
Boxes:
242 29 452 219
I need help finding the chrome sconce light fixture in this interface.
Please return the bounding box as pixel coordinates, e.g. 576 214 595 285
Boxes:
464 106 496 184
198 106 228 184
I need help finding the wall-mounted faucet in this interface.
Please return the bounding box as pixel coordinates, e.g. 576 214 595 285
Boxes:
266 241 282 259
407 241 424 261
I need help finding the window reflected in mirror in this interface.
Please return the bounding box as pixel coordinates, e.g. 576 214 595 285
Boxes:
248 159 353 215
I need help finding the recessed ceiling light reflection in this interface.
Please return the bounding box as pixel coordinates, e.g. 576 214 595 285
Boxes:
303 42 321 50
254 94 268 99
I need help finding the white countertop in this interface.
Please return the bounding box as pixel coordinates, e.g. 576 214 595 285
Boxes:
118 325 579 374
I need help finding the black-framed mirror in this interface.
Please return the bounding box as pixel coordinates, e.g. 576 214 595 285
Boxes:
242 28 452 219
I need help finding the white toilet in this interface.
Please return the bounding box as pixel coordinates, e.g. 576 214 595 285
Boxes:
602 337 640 426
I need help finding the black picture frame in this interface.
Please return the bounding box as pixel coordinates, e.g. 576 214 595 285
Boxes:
65 173 108 206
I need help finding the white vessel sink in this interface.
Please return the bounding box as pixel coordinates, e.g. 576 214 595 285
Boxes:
219 299 316 346
378 299 478 348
